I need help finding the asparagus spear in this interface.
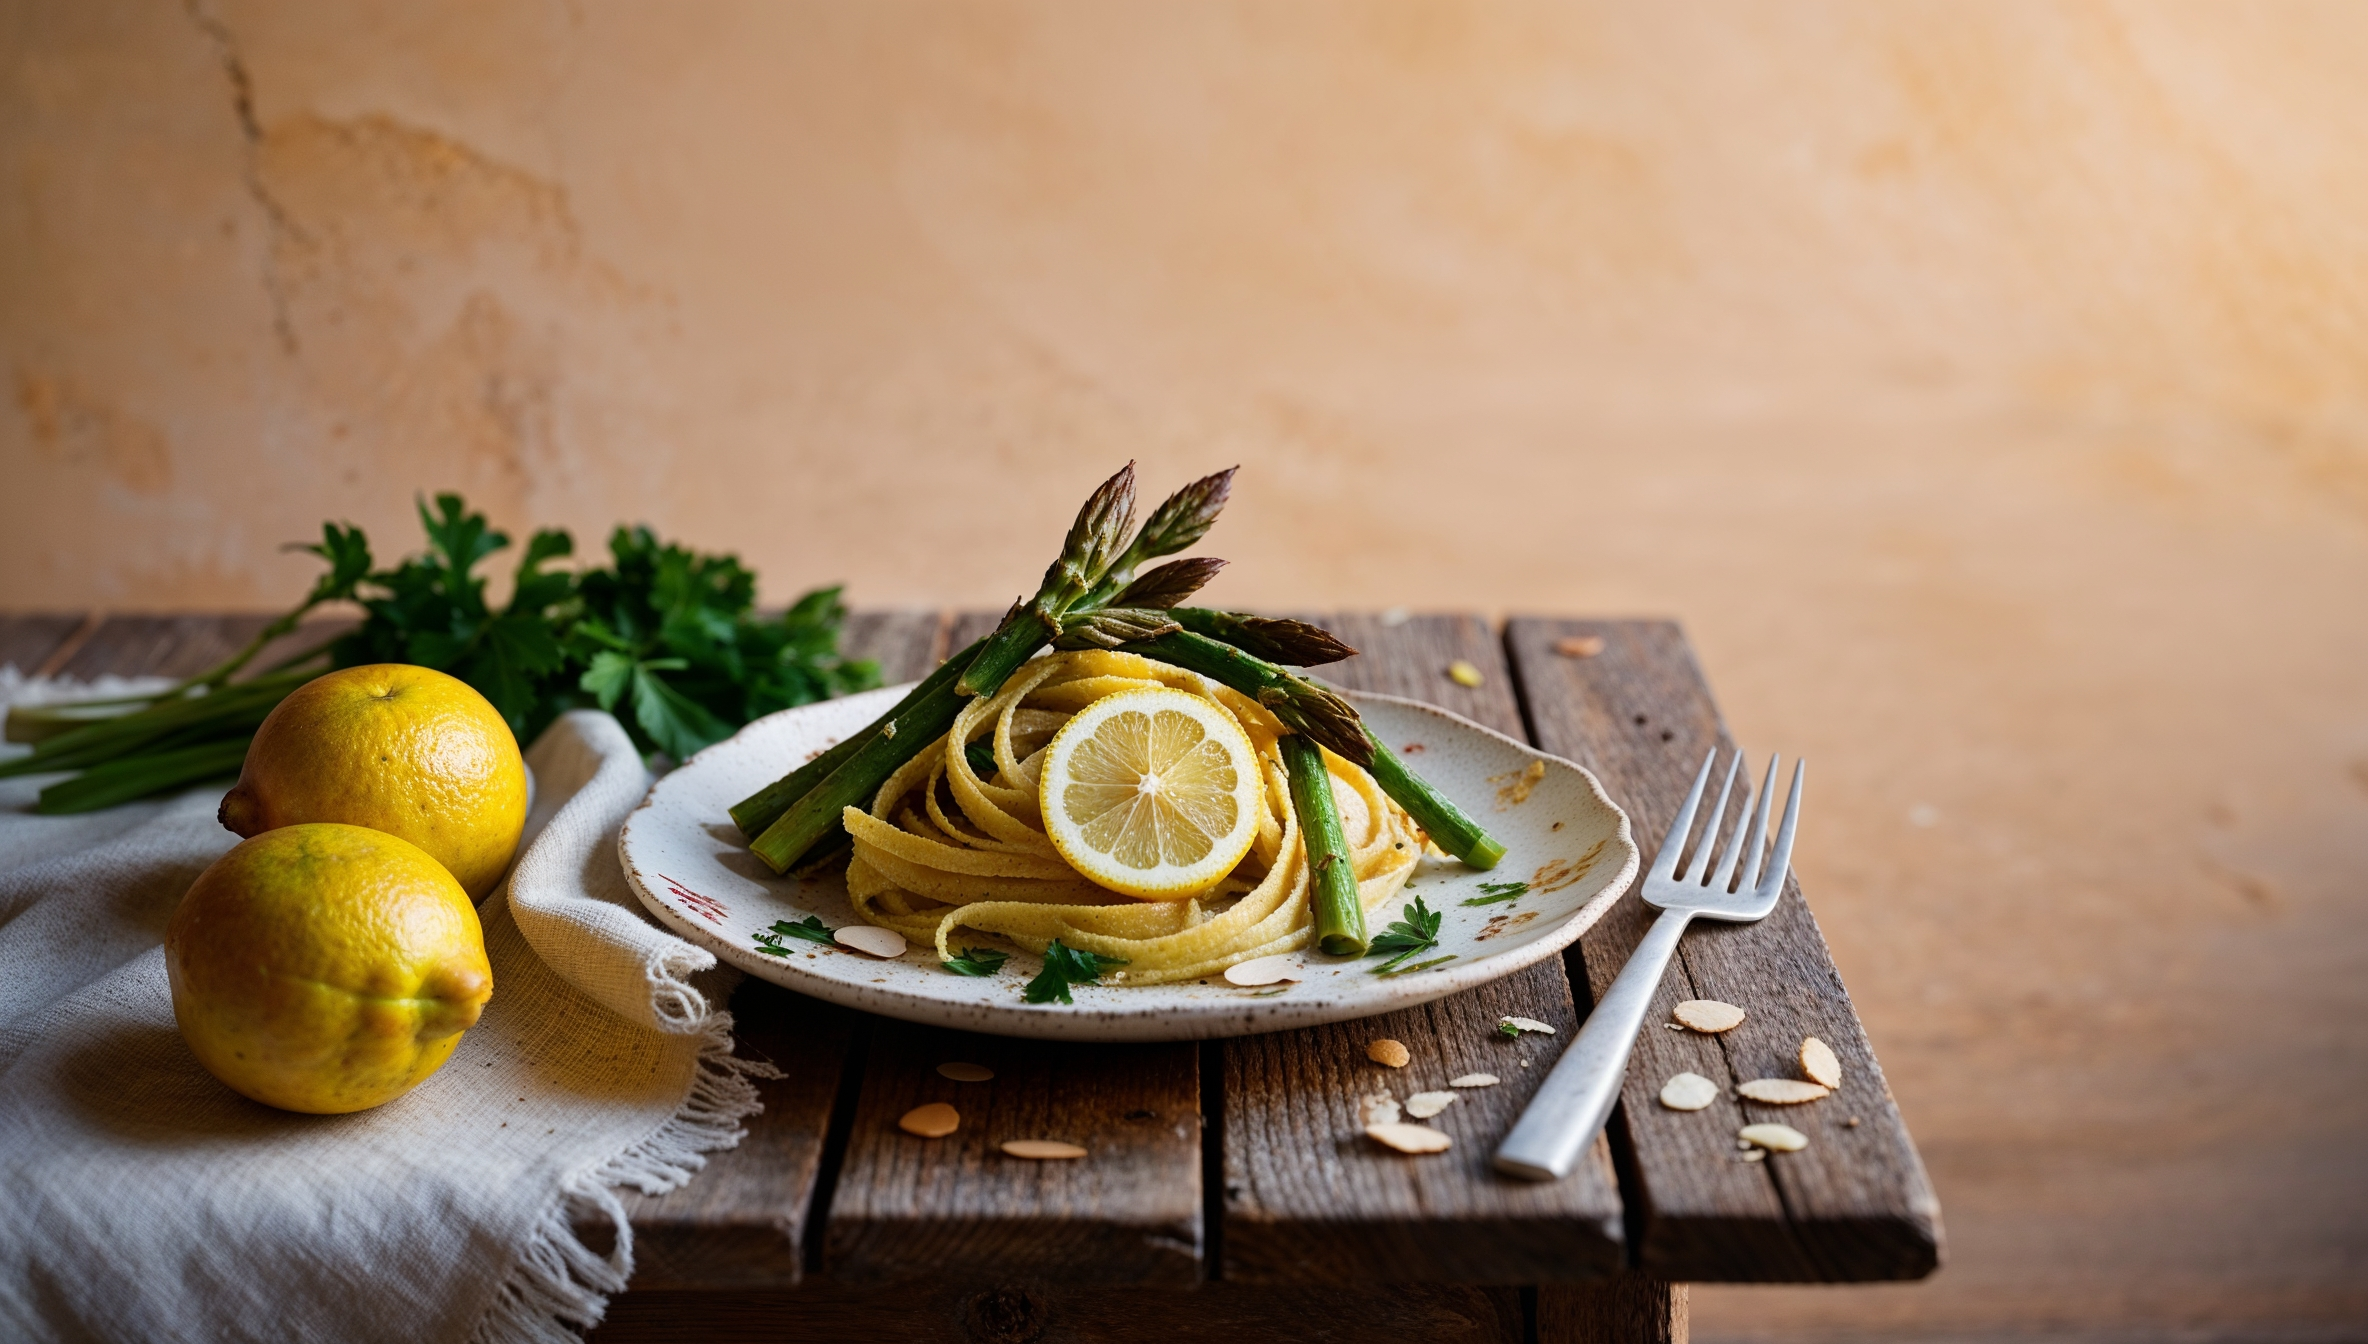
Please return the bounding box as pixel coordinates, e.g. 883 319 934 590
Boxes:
1113 628 1507 870
1280 734 1366 955
1167 608 1357 666
747 675 971 872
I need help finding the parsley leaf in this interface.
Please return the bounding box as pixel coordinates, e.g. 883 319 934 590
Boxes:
1023 939 1128 1004
753 915 836 956
1366 895 1443 974
1461 880 1529 907
943 947 1011 977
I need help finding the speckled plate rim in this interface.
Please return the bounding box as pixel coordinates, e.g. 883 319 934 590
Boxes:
619 685 1639 1041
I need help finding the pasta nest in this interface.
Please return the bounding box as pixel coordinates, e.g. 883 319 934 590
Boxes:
842 649 1422 985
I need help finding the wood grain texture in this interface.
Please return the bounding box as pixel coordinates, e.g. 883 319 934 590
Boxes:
0 613 85 675
49 613 278 679
1539 1273 1689 1344
818 610 1204 1286
590 1282 1525 1343
615 610 947 1287
1220 613 1623 1285
1506 618 1941 1283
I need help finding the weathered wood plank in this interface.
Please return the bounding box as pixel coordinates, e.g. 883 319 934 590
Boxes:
816 611 1205 1286
1539 1273 1688 1344
1219 613 1624 1285
590 1282 1526 1342
616 610 947 1287
50 613 278 680
0 613 87 676
1505 618 1941 1282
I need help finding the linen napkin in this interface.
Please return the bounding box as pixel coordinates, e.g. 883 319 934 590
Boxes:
0 674 770 1344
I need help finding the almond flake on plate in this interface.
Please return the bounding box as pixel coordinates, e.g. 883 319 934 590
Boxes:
1357 1093 1402 1127
897 1103 959 1138
1800 1036 1842 1089
1224 955 1303 987
834 925 908 958
1672 1000 1746 1033
1554 635 1607 659
1449 1073 1500 1088
1737 1079 1831 1105
1499 1016 1556 1036
1658 1072 1719 1111
1404 1091 1459 1119
1739 1123 1808 1152
1367 1038 1412 1068
1366 1123 1453 1154
936 1062 994 1083
1001 1139 1088 1160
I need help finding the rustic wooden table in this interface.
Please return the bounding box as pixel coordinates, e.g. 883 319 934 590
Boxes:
1 610 1941 1344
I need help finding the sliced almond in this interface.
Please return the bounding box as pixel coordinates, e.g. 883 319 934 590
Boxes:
1554 635 1606 659
897 1103 959 1138
1739 1123 1808 1152
1367 1038 1412 1068
1001 1139 1088 1160
936 1062 994 1083
1672 1000 1746 1033
1499 1016 1557 1035
1366 1123 1453 1154
1404 1091 1460 1119
1449 1073 1500 1088
1800 1036 1842 1090
1740 1148 1768 1163
1737 1079 1831 1105
1224 955 1303 987
834 925 908 958
1357 1093 1402 1127
1658 1072 1719 1111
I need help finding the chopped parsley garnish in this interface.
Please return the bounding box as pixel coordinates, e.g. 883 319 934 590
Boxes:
753 915 835 957
963 740 999 778
942 947 1011 977
1495 1018 1523 1039
1461 880 1529 907
1374 953 1458 977
1366 895 1443 974
1022 939 1129 1004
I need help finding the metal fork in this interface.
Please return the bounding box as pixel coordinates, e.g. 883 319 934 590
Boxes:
1493 748 1805 1182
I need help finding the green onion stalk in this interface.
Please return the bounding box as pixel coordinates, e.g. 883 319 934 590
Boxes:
1280 733 1367 956
741 465 1238 873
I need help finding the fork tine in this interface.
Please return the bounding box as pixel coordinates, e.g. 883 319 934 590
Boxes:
1736 754 1780 891
1651 750 1717 880
1709 760 1756 893
1756 758 1806 899
1687 750 1743 883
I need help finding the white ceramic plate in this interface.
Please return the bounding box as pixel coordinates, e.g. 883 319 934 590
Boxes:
619 684 1638 1041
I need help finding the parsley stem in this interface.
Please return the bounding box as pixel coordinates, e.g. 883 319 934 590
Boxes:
31 737 252 814
1282 734 1367 957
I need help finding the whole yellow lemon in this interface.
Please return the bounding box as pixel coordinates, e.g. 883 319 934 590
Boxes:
219 664 527 899
166 822 494 1114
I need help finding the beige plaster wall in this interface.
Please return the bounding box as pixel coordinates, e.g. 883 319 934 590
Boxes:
5 3 2367 1337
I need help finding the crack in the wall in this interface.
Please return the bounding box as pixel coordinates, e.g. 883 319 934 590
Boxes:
181 0 301 354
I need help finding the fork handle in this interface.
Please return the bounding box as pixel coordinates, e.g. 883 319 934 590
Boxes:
1493 906 1695 1181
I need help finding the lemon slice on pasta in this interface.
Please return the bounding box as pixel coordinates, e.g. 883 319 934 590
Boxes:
1038 687 1262 900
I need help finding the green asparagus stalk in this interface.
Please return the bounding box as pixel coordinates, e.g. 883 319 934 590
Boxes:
726 636 985 840
1167 608 1356 666
748 676 970 872
1364 731 1506 871
1113 628 1507 869
1281 734 1366 956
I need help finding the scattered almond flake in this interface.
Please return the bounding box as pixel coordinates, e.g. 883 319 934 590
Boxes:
936 1062 994 1083
1740 1148 1767 1163
1739 1123 1808 1152
1404 1091 1460 1119
897 1103 959 1138
1366 1122 1453 1154
1737 1139 1755 1151
1845 1116 1862 1128
1658 1072 1719 1111
1801 1036 1842 1089
1001 1139 1088 1160
834 925 908 958
1737 1079 1832 1105
1357 1093 1402 1126
1224 955 1303 987
1665 1023 1685 1031
1499 1015 1556 1036
1446 660 1484 688
1367 1038 1412 1068
1672 1000 1746 1033
1554 635 1606 659
1449 1073 1500 1089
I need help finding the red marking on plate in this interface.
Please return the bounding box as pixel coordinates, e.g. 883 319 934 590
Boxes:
661 874 729 924
1401 742 1426 754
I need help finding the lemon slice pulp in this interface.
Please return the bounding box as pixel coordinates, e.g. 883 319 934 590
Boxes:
1038 687 1262 901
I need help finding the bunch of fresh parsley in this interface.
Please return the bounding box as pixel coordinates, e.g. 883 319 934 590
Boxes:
333 494 880 758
